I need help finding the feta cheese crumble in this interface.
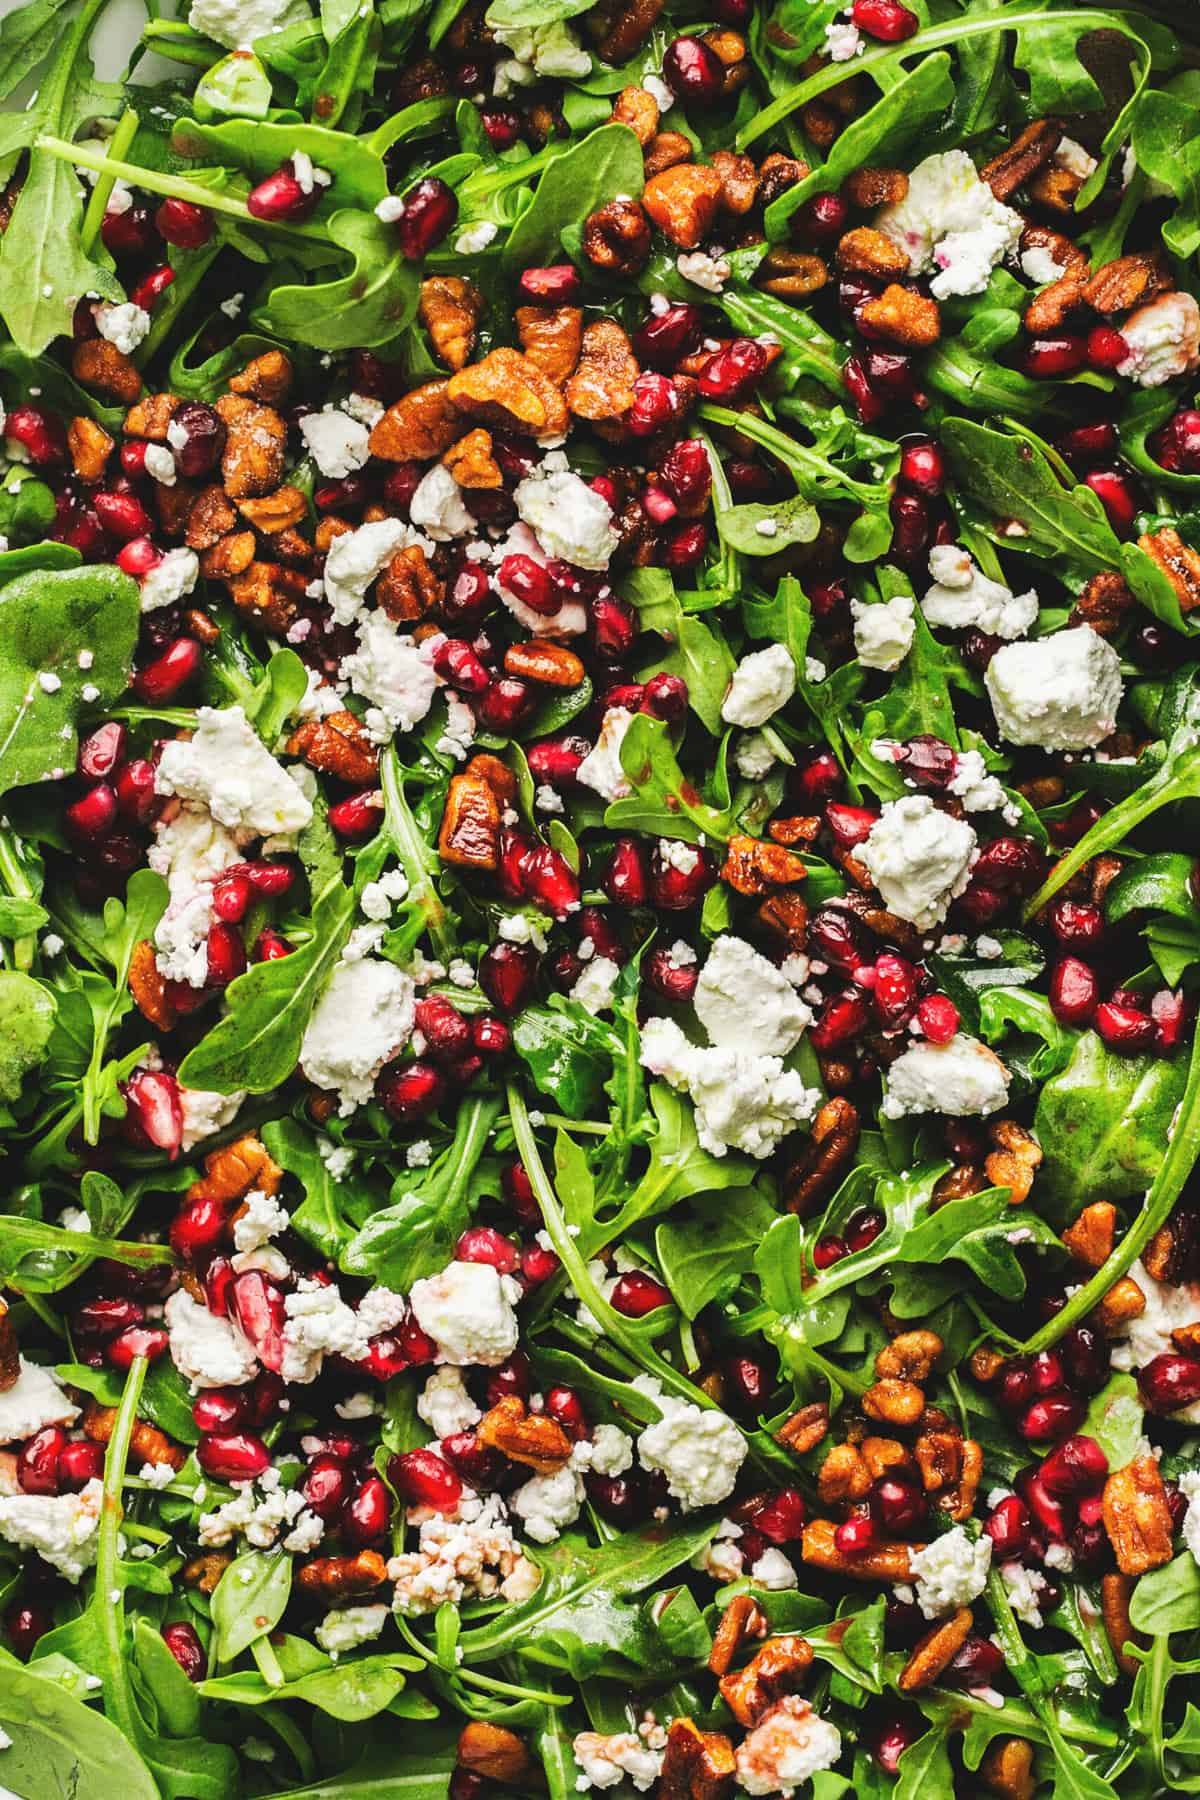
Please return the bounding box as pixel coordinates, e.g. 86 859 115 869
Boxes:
859 796 977 930
409 463 476 540
339 614 441 743
882 1034 1011 1120
417 1366 483 1439
875 149 1023 299
633 1375 747 1510
300 958 415 1115
851 592 915 671
0 1360 79 1443
985 625 1124 750
908 1526 992 1617
721 644 796 728
1115 291 1200 388
155 707 313 838
314 1604 389 1654
94 301 150 356
139 546 199 614
165 1290 259 1388
0 1478 103 1582
576 706 635 802
409 1261 520 1366
572 1730 663 1792
299 408 371 479
640 1014 820 1159
694 935 811 1057
513 452 619 570
921 545 1038 640
734 1698 842 1795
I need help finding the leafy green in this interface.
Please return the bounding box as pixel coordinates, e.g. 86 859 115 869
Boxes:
0 970 55 1101
1033 1030 1188 1219
256 211 421 349
0 1661 160 1799
501 123 643 273
942 419 1122 575
656 1188 778 1318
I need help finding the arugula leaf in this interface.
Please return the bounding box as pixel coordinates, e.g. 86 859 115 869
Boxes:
1082 1374 1144 1470
1130 1554 1200 1636
655 1188 778 1318
942 419 1122 574
1033 1029 1188 1220
211 1549 293 1665
174 116 387 213
0 970 55 1102
607 712 735 844
0 1661 159 1799
501 123 643 272
1131 87 1200 259
1104 852 1195 924
513 1000 614 1114
257 212 421 350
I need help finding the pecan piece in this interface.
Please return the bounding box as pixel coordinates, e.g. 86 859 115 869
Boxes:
229 350 293 404
858 284 941 348
467 752 518 806
447 347 569 439
1081 252 1172 317
129 938 177 1031
73 340 141 403
899 1607 973 1691
835 227 909 278
125 392 179 439
228 560 308 634
862 1379 925 1427
985 1119 1043 1204
768 816 820 847
776 1402 828 1456
84 1399 184 1471
708 1593 768 1676
214 395 287 499
185 484 238 550
419 274 483 372
439 769 501 870
981 1738 1036 1800
441 428 503 489
759 152 809 205
659 1717 736 1800
515 304 584 387
755 891 809 952
288 711 379 785
238 485 307 534
0 1302 18 1393
816 1442 871 1505
784 1097 859 1216
644 130 693 178
844 166 909 208
295 1549 389 1598
597 0 665 63
933 1163 985 1206
582 198 651 274
476 1394 573 1473
1101 1571 1146 1678
757 248 828 301
190 1134 282 1205
1093 1275 1146 1335
67 417 114 483
1137 527 1200 612
980 120 1063 200
370 379 462 461
718 1635 814 1728
503 640 585 687
720 833 807 895
1101 1455 1174 1575
802 1517 916 1580
456 1722 530 1786
201 530 257 580
1023 267 1090 334
183 1552 232 1592
564 319 639 423
611 85 659 146
1069 569 1136 637
374 543 442 623
711 148 759 215
876 1330 942 1383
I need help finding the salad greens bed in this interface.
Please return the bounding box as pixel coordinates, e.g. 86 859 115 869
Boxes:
3 0 1200 1795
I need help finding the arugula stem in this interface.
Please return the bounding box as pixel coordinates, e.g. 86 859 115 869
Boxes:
95 1354 147 1736
253 1634 287 1688
0 822 37 971
80 108 138 255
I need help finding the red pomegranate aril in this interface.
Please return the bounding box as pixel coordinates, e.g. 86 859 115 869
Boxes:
1152 407 1200 475
698 338 767 401
393 177 457 259
898 438 945 496
662 521 708 571
635 307 706 378
1139 1351 1200 1412
414 994 472 1062
1020 335 1087 378
611 1270 673 1317
517 264 581 304
794 192 849 244
480 104 520 150
602 682 645 714
1057 420 1119 467
974 836 1045 894
6 405 66 467
748 1487 805 1544
390 1447 463 1512
378 1060 445 1121
1020 1391 1084 1441
1048 898 1104 950
77 721 127 781
18 1427 68 1495
551 948 584 992
650 842 715 910
662 34 724 106
834 1512 878 1554
1049 956 1099 1027
64 782 117 845
585 1471 648 1527
825 802 878 849
212 871 254 924
871 1716 922 1775
440 1430 506 1490
329 791 384 840
116 536 161 578
247 164 320 224
577 905 624 964
197 1432 270 1482
162 1621 206 1682
645 944 699 1003
255 928 292 962
155 197 214 248
870 1473 926 1536
1029 1350 1064 1394
628 371 680 437
640 480 674 520
169 1196 226 1262
498 552 557 615
343 1475 391 1547
1084 467 1139 534
502 1160 539 1224
487 1352 531 1406
7 1601 51 1658
477 676 533 733
478 941 537 1013
1094 999 1156 1054
659 436 711 509
124 1068 183 1156
1086 325 1128 370
134 637 203 704
520 1242 559 1286
852 0 919 37
812 1234 846 1269
522 844 581 920
383 461 424 515
845 1207 885 1252
170 401 226 479
591 593 637 661
721 1355 768 1417
455 1224 519 1273
843 354 885 424
986 1494 1032 1558
1040 1434 1109 1497
917 993 959 1044
1152 988 1190 1054
231 1271 286 1373
106 1325 169 1368
101 202 159 259
433 636 490 694
889 490 930 560
73 1295 144 1340
314 474 371 514
192 1388 249 1434
57 1440 105 1490
206 920 247 988
544 1385 588 1440
872 952 919 1028
129 265 176 313
810 988 871 1052
204 1256 236 1319
946 1634 1005 1689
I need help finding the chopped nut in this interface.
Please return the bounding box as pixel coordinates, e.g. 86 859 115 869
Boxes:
200 530 257 580
229 350 294 404
67 416 114 483
228 560 309 634
858 283 941 348
759 152 809 205
129 938 177 1031
981 1737 1036 1800
456 1722 530 1786
711 149 759 215
295 1549 389 1598
582 198 652 274
767 816 820 847
1101 1455 1175 1575
718 1634 814 1727
84 1399 184 1472
643 164 724 247
288 711 379 785
899 1606 973 1691
802 1517 916 1580
984 1118 1043 1205
1082 252 1172 317
448 347 570 439
644 131 694 179
1024 261 1092 334
73 339 142 403
1070 569 1136 637
441 428 503 489
189 1134 283 1207
1137 527 1200 612
125 393 180 440
708 1593 768 1676
835 226 909 278
970 1346 1006 1384
758 247 828 301
419 275 483 372
862 1379 925 1427
776 1402 829 1456
1028 163 1083 212
185 484 238 550
515 304 584 387
755 891 809 952
503 640 585 687
373 543 443 623
876 1331 943 1383
1143 1212 1183 1283
784 1097 859 1216
564 319 639 423
438 769 501 870
933 1164 985 1206
596 0 665 65
844 166 909 208
979 120 1063 200
237 485 307 534
1019 222 1089 283
659 1717 737 1800
817 1442 871 1505
466 752 518 806
183 1551 232 1592
721 834 808 895
611 85 659 146
369 379 462 461
800 101 840 151
214 395 287 499
476 1394 573 1473
1093 1276 1146 1335
1100 1571 1146 1678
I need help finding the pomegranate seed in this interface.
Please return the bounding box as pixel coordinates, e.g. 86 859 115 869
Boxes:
116 536 162 577
101 203 159 259
662 521 708 571
477 677 533 733
1020 1391 1085 1440
809 988 871 1052
659 437 712 510
752 1487 806 1542
645 489 678 529
588 593 635 661
1020 335 1088 378
872 952 919 1028
1086 325 1128 371
230 1271 286 1372
662 35 724 106
124 1068 183 1156
169 1196 226 1261
393 178 457 259
6 405 67 467
845 1207 885 1251
698 338 767 401
898 439 945 496
1062 1322 1109 1393
378 1060 445 1120
644 944 699 1002
499 831 534 900
628 371 681 437
77 721 127 781
1094 999 1156 1054
383 462 424 515
389 1447 462 1512
871 1717 922 1775
433 636 489 693
1152 988 1190 1054
441 1430 505 1489
94 492 153 546
414 995 472 1063
205 1257 237 1318
502 1161 539 1224
522 844 581 920
825 802 878 848
1047 898 1104 950
64 782 117 845
634 305 704 370
1040 1434 1108 1497
328 791 384 839
795 193 850 245
169 401 226 479
834 1513 878 1554
57 1440 105 1490
247 163 322 225
946 1634 1005 1689
1151 408 1200 475
488 1352 532 1405
155 198 213 248
473 1015 512 1060
576 906 624 965
162 1621 206 1681
7 1601 51 1658
129 266 175 313
917 993 959 1044
479 941 537 1012
889 490 930 561
206 920 247 988
852 0 919 38
107 1325 169 1367
585 1472 648 1527
211 872 253 925
134 637 203 704
192 1389 249 1433
722 1355 769 1416
498 552 557 616
1048 956 1099 1027
73 1296 144 1340
478 103 519 148
544 1386 588 1440
314 474 372 513
1140 1351 1200 1412
843 354 885 424
455 1225 519 1273
986 1495 1032 1559
1084 468 1139 534
18 1427 67 1495
974 836 1044 894
256 928 292 961
344 1475 391 1546
1057 421 1119 467
520 1243 559 1285
197 1432 270 1482
517 264 581 303
1030 1350 1064 1394
812 1235 846 1269
870 1474 926 1535
611 1270 672 1316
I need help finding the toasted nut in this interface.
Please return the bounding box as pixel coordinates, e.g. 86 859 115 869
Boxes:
441 428 503 490
582 198 652 274
1023 264 1090 334
476 1394 573 1473
1101 1571 1146 1678
759 152 809 205
817 1442 871 1505
125 393 179 440
185 484 238 550
944 1438 983 1522
970 1347 1006 1384
0 1302 18 1393
448 347 570 439
899 1606 973 1692
862 1379 925 1427
703 26 746 65
876 1331 943 1384
1137 527 1200 613
776 1402 828 1456
1082 251 1172 318
1093 1276 1146 1335
129 938 177 1031
370 379 462 461
515 304 584 388
158 483 198 545
373 543 442 623
200 530 257 580
1069 569 1137 637
933 1164 985 1206
84 1399 184 1471
466 753 518 806
719 1635 814 1728
289 711 379 785
611 85 659 146
981 1736 1036 1800
768 816 821 847
1101 1455 1175 1575
295 1549 389 1598
183 1551 232 1592
708 1593 768 1676
801 101 840 150
1143 1213 1183 1283
985 1118 1043 1205
710 148 759 215
67 416 114 483
561 318 640 425
228 560 309 634
457 1722 530 1785
439 769 501 870
860 1436 909 1481
1019 222 1089 281
756 891 809 952
784 1097 859 1217
802 1517 917 1580
190 1135 283 1206
73 339 141 403
238 485 307 534
1028 163 1083 212
659 1717 737 1800
504 640 585 687
835 226 909 278
912 1428 961 1494
1089 854 1123 905
858 283 941 348
1172 1321 1200 1353
844 166 909 208
229 350 293 404
214 395 287 499
721 833 808 896
644 130 693 179
597 0 665 65
419 275 483 372
980 120 1063 200
758 247 828 301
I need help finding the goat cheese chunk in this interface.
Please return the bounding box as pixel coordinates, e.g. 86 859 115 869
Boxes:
1180 1470 1200 1561
921 545 1038 640
1116 291 1200 388
572 1731 663 1793
180 1083 247 1151
985 625 1123 750
909 1526 992 1617
721 644 796 728
571 954 622 1015
165 1289 259 1388
694 935 811 1057
576 706 635 802
299 408 371 479
300 958 415 1116
139 546 199 613
875 149 1023 299
1112 1260 1200 1422
155 706 313 838
513 453 619 570
0 1478 103 1582
859 796 977 930
409 1260 520 1366
417 1367 482 1439
641 1017 820 1159
187 0 302 47
633 1375 747 1510
314 1604 390 1655
882 1034 1011 1120
509 1464 585 1543
339 614 441 744
409 464 476 541
493 18 590 80
323 518 429 625
734 1698 842 1796
94 301 150 356
0 1360 79 1443
851 593 915 671
148 805 244 989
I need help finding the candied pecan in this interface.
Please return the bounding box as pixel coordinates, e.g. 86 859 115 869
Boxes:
856 1438 906 1482
1143 1213 1183 1283
758 248 828 301
125 393 179 440
295 1549 389 1598
515 304 583 387
229 350 294 404
374 543 441 621
899 1606 973 1692
1093 1276 1146 1335
214 394 287 499
835 226 910 278
185 484 238 550
315 517 354 553
1028 163 1083 212
859 284 941 348
476 1395 572 1473
596 0 665 65
84 1400 184 1471
914 1426 968 1495
659 1717 736 1800
419 275 483 373
644 130 693 178
1101 1455 1175 1575
456 1722 529 1786
816 1442 871 1505
190 1134 283 1206
183 1552 232 1592
611 85 659 146
439 769 501 870
156 479 197 540
719 1635 814 1728
984 1119 1043 1204
504 640 585 687
238 485 307 534
1069 569 1136 636
274 526 315 567
801 102 840 150
185 608 220 646
201 530 257 580
228 560 308 634
1082 251 1172 317
448 347 570 439
768 816 820 847
784 1097 859 1216
0 1302 18 1394
721 834 807 895
776 1402 828 1456
288 711 379 785
67 416 114 483
1024 268 1090 334
439 428 501 490
876 1330 943 1383
392 54 448 105
1101 1572 1146 1678
759 152 809 206
862 1379 925 1427
980 120 1063 201
708 1593 768 1676
981 1737 1036 1800
842 166 908 209
73 340 141 403
129 938 176 1031
582 198 651 274
1138 526 1200 612
933 1164 985 1207
370 379 462 461
756 891 809 952
1020 221 1089 279
564 319 639 424
802 1517 915 1580
710 149 759 216
467 753 518 805
1089 854 1123 904
643 164 724 249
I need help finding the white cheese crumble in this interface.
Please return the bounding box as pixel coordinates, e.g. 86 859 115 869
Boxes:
94 301 150 356
410 463 476 540
493 521 587 637
156 707 313 837
859 795 977 930
875 149 1023 299
509 1463 584 1543
633 1375 746 1510
388 1493 536 1614
314 1603 389 1654
572 1731 663 1793
571 954 622 1015
985 625 1123 750
187 0 302 49
454 220 498 255
734 1698 842 1796
694 934 811 1056
0 1360 79 1443
417 1366 482 1439
143 443 177 486
0 1478 103 1582
323 518 428 625
640 1015 820 1159
139 546 199 613
408 1261 520 1367
824 18 863 59
734 731 776 781
576 706 635 802
513 452 619 571
721 644 796 728
1180 1469 1200 1563
165 1289 259 1388
232 1189 289 1255
300 958 415 1116
1113 1261 1200 1423
676 250 731 292
1001 1559 1051 1626
148 805 243 989
1116 291 1200 388
339 614 441 744
360 868 410 921
922 545 1038 640
882 1033 1010 1120
299 408 371 479
851 593 915 671
908 1526 992 1617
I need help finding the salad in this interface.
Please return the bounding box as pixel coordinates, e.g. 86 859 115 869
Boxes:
3 0 1200 1794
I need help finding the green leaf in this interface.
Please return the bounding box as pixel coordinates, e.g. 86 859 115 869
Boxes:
1034 1030 1188 1219
1081 1374 1144 1470
894 1725 955 1800
502 123 643 273
173 116 387 212
132 1617 201 1738
942 419 1122 575
0 970 55 1101
1131 88 1200 259
249 647 309 744
0 1661 159 1799
608 712 735 845
862 585 960 748
256 211 420 350
714 494 820 557
1104 852 1196 924
259 1742 458 1798
0 0 77 101
1130 1553 1200 1635
211 1549 292 1664
656 1188 778 1318
0 564 140 795
486 0 592 24
512 1000 613 1114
